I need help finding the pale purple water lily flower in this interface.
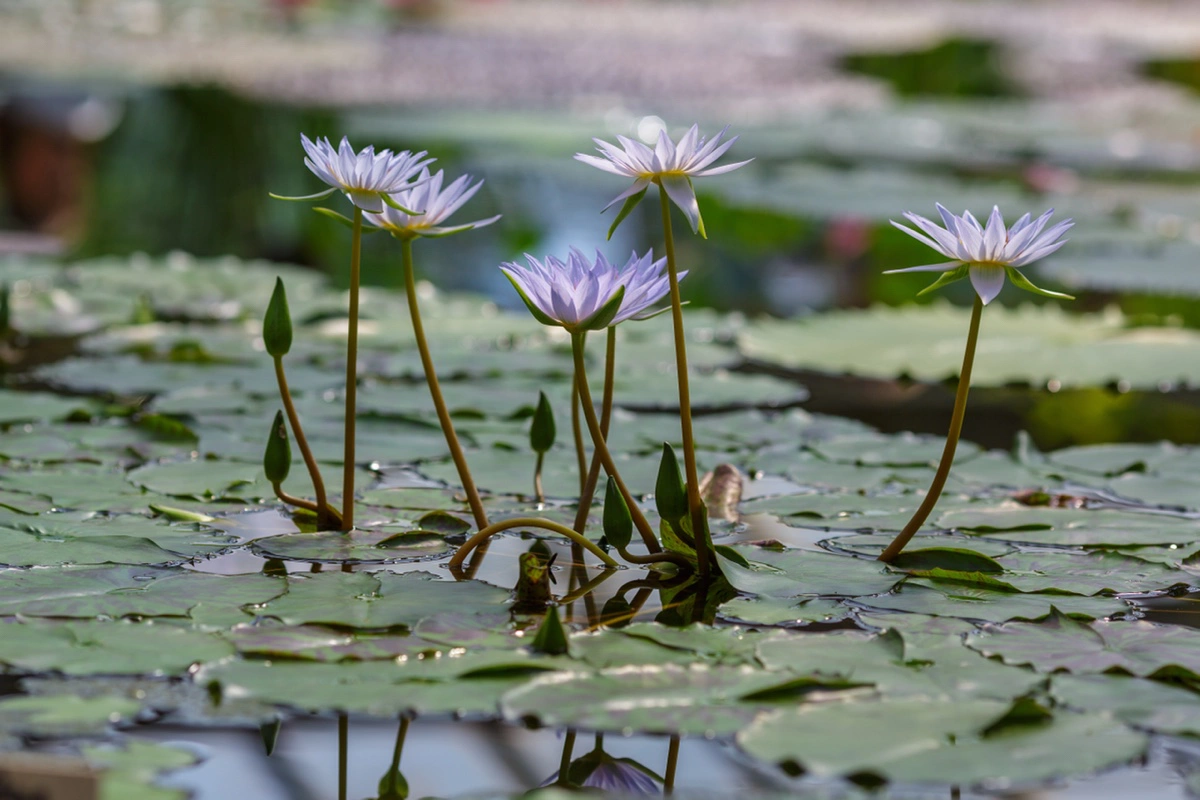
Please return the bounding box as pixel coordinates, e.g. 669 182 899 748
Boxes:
365 168 500 239
576 123 752 237
502 248 682 333
297 135 433 212
887 204 1074 305
540 750 661 794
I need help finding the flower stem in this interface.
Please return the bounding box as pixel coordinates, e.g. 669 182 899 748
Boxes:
342 207 363 532
556 729 577 787
657 185 711 577
337 713 348 800
389 714 410 775
447 516 618 569
401 236 489 530
273 356 339 528
533 452 546 504
878 295 984 562
571 370 587 496
271 482 344 528
571 327 616 534
665 734 680 794
572 333 661 553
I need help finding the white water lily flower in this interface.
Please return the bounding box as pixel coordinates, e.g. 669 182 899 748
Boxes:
298 135 433 212
365 168 500 239
576 123 752 237
502 248 683 333
887 204 1074 305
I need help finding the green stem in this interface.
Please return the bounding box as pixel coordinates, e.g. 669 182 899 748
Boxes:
617 546 693 570
401 236 489 530
556 729 577 787
571 361 587 496
343 207 363 532
274 356 339 528
572 327 616 534
447 517 618 569
557 567 618 605
338 713 348 800
389 714 410 774
878 295 983 562
533 451 546 504
271 482 343 527
657 185 711 577
572 333 661 553
664 734 680 794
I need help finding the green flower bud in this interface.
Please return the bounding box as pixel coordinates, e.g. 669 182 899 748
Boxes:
655 443 689 523
263 410 292 484
602 477 633 551
530 604 568 656
529 391 556 453
262 277 293 358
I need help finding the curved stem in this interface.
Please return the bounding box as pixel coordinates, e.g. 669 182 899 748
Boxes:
557 567 617 605
572 327 617 534
657 185 711 577
878 295 984 562
448 517 618 569
271 483 344 527
617 546 693 570
401 237 489 530
572 333 661 553
274 356 338 527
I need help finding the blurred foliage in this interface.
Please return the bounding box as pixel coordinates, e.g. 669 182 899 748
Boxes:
842 38 1019 99
1144 57 1200 94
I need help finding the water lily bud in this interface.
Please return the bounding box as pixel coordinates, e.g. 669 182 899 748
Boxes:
655 443 689 523
260 717 281 756
262 277 293 358
530 604 569 656
263 410 292 484
377 765 409 800
602 477 633 551
530 391 556 453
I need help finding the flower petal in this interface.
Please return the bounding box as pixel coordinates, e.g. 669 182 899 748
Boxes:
969 264 1007 305
660 174 702 234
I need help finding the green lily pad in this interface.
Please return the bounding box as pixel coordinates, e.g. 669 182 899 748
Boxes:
719 547 904 598
966 608 1200 679
256 571 509 630
858 581 1128 623
0 619 233 675
250 528 449 563
0 693 141 737
739 303 1200 389
737 698 1147 785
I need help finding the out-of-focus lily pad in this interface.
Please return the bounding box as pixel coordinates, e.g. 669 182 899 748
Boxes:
739 303 1200 389
0 619 233 675
0 694 141 737
737 698 1146 786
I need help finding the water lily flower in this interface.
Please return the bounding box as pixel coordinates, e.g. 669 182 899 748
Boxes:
576 123 751 236
297 135 434 212
501 247 682 333
365 168 500 239
541 748 661 794
887 204 1074 305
